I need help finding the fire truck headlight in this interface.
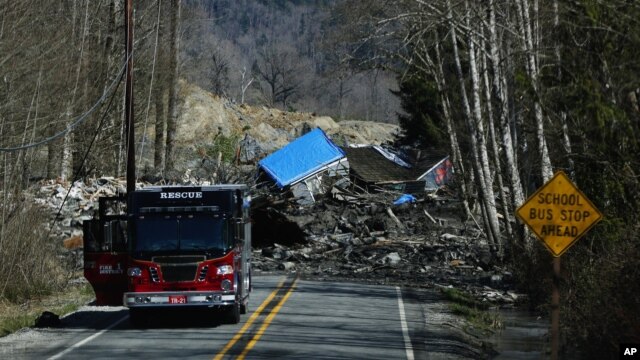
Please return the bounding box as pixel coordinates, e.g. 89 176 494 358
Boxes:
221 279 232 291
216 265 234 275
127 267 142 277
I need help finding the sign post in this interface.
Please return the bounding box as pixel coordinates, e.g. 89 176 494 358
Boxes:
516 171 602 360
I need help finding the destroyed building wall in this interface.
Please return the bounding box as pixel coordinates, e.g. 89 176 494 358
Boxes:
342 147 451 194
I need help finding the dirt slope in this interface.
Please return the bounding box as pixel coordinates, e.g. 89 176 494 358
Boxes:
140 80 400 171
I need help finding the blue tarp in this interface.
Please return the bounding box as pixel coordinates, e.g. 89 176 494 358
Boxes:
258 128 345 188
393 194 417 205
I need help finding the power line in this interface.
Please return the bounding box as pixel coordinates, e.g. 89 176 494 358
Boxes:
46 66 125 241
0 57 129 153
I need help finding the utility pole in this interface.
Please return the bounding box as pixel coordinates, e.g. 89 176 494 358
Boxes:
125 0 135 194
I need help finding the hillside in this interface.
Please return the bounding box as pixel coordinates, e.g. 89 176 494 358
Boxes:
139 80 400 172
181 0 401 121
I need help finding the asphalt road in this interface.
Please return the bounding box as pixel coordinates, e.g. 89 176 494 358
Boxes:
0 275 432 359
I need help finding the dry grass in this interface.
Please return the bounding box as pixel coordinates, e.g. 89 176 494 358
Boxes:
0 281 94 337
0 197 92 337
0 200 69 303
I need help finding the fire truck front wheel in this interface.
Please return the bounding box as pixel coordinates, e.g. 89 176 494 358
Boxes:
240 301 248 315
240 270 251 314
223 302 240 324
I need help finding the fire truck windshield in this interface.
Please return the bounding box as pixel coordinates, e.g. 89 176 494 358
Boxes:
133 214 230 253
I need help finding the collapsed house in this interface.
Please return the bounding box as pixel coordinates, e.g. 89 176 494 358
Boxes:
343 146 453 194
258 127 453 203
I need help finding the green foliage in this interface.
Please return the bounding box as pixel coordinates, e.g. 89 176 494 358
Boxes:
0 282 95 337
393 75 444 147
441 288 502 333
441 287 489 310
561 224 640 358
514 69 536 101
198 133 242 164
509 244 553 312
525 2 640 353
0 314 35 337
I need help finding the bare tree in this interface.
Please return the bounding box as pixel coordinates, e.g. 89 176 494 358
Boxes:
164 0 181 173
253 44 304 109
480 27 513 240
446 0 501 254
487 0 524 203
239 66 253 105
209 47 230 96
61 0 91 181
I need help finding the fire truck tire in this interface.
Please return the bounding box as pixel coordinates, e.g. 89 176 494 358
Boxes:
240 300 248 314
129 308 147 328
224 303 241 324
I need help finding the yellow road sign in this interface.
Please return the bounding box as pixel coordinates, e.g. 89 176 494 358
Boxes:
516 171 603 257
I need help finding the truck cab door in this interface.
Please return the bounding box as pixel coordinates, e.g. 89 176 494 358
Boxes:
83 217 129 306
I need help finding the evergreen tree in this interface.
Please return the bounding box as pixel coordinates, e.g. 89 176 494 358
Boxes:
393 76 444 148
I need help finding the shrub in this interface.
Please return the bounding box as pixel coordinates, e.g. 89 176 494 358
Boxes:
198 133 242 164
0 199 67 303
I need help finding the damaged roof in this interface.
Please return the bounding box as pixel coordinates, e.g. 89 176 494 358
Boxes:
343 146 449 184
258 128 346 188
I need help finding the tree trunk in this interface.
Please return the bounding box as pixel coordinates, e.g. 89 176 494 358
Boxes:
60 125 73 181
61 0 90 181
140 0 163 173
153 0 165 172
154 86 165 171
46 125 57 179
554 0 574 179
239 66 252 105
481 32 513 241
432 35 473 221
465 0 502 256
447 0 499 252
515 0 553 182
164 0 181 174
117 88 126 178
24 77 41 187
488 0 525 209
102 0 118 174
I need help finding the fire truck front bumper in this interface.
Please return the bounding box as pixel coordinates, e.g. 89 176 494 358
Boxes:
124 291 235 308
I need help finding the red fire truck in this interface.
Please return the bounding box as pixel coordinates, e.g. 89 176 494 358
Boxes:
83 185 252 326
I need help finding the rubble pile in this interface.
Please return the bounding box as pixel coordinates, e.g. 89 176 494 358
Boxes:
34 178 127 243
251 191 523 305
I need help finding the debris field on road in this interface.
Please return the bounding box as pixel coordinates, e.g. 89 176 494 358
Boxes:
32 176 522 306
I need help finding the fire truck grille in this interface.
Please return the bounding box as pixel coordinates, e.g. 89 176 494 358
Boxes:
161 265 198 282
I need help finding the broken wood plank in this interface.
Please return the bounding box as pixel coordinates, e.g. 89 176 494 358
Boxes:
386 207 405 229
423 209 437 224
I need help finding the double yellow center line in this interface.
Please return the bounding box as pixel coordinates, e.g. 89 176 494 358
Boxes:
214 276 298 360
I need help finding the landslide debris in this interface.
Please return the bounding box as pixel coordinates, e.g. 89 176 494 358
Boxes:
38 176 521 306
251 189 522 305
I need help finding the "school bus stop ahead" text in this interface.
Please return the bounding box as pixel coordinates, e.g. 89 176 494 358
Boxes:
516 171 603 257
